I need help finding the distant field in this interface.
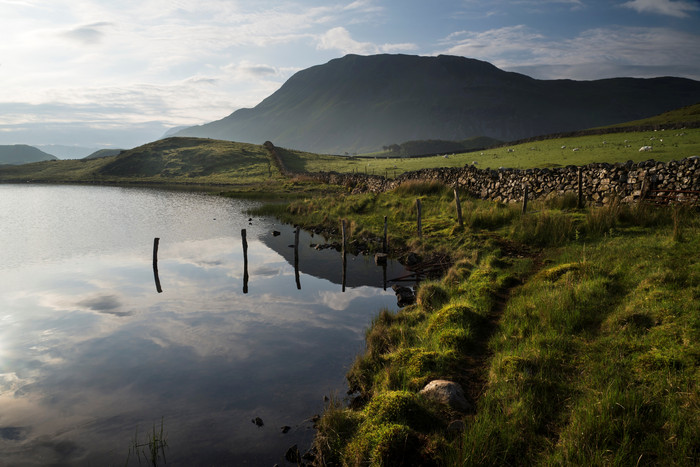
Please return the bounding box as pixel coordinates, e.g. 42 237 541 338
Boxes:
289 127 700 175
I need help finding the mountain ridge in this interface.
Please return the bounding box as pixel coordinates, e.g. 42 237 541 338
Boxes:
0 144 58 165
174 54 700 154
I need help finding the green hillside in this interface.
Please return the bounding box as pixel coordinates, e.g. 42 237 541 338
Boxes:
0 137 283 185
0 144 58 165
2 104 700 186
600 102 700 129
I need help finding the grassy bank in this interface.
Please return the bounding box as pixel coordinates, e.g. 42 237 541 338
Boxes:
260 184 699 466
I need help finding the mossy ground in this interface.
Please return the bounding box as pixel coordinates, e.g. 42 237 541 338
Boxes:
269 184 700 466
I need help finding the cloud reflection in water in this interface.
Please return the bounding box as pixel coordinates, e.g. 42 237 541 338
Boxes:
0 231 399 464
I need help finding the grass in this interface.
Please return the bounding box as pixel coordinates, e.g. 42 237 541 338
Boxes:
273 127 700 175
0 137 285 186
296 183 700 466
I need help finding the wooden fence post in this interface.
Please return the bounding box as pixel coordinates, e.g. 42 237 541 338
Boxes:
242 229 249 294
639 176 648 204
152 237 162 293
294 226 301 290
383 216 388 253
522 184 529 214
454 188 463 228
341 220 347 292
577 167 584 209
416 199 423 239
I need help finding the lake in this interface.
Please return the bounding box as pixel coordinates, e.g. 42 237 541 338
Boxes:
0 184 407 465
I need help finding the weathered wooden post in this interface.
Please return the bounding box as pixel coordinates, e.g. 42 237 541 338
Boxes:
383 215 388 253
416 199 423 239
341 220 347 292
522 184 529 214
294 225 301 290
577 167 584 209
639 176 648 204
152 237 162 293
454 188 463 228
242 229 249 294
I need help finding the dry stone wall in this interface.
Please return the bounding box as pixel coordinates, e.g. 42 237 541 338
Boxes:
307 157 700 205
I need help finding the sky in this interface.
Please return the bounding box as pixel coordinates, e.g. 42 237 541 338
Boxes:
1 0 699 153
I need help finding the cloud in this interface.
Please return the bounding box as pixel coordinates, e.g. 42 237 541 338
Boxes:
60 22 113 45
317 26 379 54
620 0 700 18
317 27 418 55
439 25 700 80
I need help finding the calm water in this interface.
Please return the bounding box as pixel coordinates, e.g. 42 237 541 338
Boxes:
0 185 406 466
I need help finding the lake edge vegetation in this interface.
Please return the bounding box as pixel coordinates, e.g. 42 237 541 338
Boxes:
253 184 699 466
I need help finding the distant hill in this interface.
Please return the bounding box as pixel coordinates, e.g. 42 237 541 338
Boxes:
35 145 98 159
0 145 58 165
174 54 700 154
84 149 124 160
381 136 501 157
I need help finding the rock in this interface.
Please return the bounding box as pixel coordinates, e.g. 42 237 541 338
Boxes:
252 416 264 427
285 445 301 463
281 425 291 434
272 230 281 236
374 252 388 265
448 420 466 433
392 285 415 307
419 380 472 412
404 252 420 266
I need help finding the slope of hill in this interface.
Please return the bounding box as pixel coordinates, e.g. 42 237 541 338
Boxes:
95 137 275 183
0 145 58 165
175 54 700 154
84 149 124 160
0 137 282 185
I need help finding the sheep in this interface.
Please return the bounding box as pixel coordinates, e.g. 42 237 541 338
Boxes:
639 145 653 152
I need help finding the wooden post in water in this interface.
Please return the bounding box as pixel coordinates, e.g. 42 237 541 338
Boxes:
416 199 423 239
577 167 584 209
294 225 301 290
152 237 162 293
454 188 463 228
383 215 388 253
522 184 529 214
341 220 347 292
242 229 249 294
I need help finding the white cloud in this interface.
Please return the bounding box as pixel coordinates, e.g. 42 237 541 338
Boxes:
60 22 113 45
620 0 700 18
317 26 379 54
317 26 418 55
439 25 700 80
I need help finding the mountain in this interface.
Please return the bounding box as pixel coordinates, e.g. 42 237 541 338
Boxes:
174 54 700 154
84 148 124 160
35 145 98 159
0 145 58 165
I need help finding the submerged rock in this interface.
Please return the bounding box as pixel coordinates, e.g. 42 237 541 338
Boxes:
285 445 301 463
392 285 415 307
374 252 388 265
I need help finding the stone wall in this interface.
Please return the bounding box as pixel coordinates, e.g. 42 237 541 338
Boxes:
307 157 700 205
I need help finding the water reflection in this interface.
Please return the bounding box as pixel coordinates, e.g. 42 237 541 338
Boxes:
0 185 406 465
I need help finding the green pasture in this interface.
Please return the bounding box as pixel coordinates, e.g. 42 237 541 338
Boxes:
289 127 700 175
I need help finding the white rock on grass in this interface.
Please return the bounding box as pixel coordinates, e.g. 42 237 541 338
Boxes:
419 380 472 412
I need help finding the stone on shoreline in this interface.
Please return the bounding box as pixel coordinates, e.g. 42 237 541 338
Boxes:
419 380 472 412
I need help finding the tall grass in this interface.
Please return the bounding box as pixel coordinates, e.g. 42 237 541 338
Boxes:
307 185 699 466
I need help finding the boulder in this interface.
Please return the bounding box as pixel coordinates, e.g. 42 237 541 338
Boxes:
391 285 415 307
374 252 388 265
419 380 472 412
